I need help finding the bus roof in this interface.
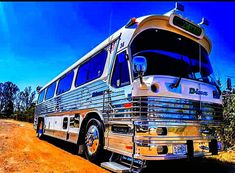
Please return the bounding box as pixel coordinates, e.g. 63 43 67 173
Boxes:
39 14 211 92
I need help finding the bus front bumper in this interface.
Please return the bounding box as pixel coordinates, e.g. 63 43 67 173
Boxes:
132 137 222 161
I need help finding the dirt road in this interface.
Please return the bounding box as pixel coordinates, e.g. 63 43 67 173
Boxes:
0 119 109 173
0 119 235 173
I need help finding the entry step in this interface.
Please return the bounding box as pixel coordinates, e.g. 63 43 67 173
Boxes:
101 162 130 173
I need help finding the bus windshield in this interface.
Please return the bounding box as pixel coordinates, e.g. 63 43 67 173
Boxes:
131 29 216 85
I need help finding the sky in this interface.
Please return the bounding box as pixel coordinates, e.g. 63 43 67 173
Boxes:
0 2 235 92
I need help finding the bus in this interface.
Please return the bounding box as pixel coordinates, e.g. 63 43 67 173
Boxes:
34 3 223 173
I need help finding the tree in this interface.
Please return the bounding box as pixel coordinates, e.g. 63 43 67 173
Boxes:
15 91 24 112
0 82 36 122
0 83 4 113
17 86 36 111
1 82 19 117
24 86 36 110
5 100 14 117
14 86 36 122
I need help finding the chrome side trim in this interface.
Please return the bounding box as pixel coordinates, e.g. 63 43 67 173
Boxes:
44 129 78 144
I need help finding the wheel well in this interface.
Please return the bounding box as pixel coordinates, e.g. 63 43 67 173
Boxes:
77 112 104 145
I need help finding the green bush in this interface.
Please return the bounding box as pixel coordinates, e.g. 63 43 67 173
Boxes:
221 92 235 149
13 104 35 123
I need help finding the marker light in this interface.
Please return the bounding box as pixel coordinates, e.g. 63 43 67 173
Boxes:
175 2 184 12
125 145 133 150
199 17 209 26
164 2 184 16
124 102 132 108
125 17 138 28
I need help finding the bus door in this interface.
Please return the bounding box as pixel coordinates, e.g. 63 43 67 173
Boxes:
109 50 132 119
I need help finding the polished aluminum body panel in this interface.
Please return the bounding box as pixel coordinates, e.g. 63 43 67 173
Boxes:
34 14 222 162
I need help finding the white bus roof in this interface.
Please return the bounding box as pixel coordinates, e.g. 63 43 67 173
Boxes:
39 14 211 92
39 15 152 91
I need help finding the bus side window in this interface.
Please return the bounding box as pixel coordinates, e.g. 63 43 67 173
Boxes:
89 49 107 81
111 51 130 88
45 81 56 100
75 49 107 87
56 70 74 95
37 89 45 104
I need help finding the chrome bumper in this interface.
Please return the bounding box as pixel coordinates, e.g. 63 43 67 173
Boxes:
134 152 212 160
105 119 221 161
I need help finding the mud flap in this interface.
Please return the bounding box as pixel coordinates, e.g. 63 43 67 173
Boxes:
209 139 218 155
187 140 194 159
78 144 85 155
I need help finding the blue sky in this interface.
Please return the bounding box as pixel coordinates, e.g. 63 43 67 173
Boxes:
0 2 234 92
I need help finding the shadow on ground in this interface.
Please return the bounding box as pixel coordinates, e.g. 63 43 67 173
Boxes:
42 135 79 155
142 158 235 173
42 136 235 173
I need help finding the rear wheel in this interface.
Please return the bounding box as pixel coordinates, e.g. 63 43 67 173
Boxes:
37 120 44 139
84 118 104 163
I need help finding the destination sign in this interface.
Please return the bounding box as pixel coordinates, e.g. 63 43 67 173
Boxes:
169 14 204 39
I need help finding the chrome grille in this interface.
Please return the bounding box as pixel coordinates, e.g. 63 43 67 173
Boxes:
130 96 223 121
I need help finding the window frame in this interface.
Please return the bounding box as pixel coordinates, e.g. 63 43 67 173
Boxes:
129 28 215 85
75 48 108 88
45 81 57 100
56 70 74 96
110 50 131 88
37 89 45 104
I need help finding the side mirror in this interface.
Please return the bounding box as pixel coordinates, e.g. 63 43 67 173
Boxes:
132 56 147 89
227 78 232 91
132 56 147 74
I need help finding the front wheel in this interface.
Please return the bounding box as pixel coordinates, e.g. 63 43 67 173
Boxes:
84 118 104 163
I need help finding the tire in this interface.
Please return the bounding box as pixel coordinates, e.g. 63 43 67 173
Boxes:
84 118 104 163
37 120 44 139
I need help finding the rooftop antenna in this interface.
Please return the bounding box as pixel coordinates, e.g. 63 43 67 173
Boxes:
108 9 113 43
164 2 184 16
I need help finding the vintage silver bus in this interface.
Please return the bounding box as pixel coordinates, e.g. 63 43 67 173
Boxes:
34 4 223 172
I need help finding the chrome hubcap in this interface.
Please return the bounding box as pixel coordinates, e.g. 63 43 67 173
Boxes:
85 125 99 155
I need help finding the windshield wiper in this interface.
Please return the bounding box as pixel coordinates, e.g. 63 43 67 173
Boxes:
170 55 184 89
170 76 182 88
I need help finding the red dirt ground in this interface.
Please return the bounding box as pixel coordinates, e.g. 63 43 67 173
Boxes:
1 119 235 173
0 119 110 173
